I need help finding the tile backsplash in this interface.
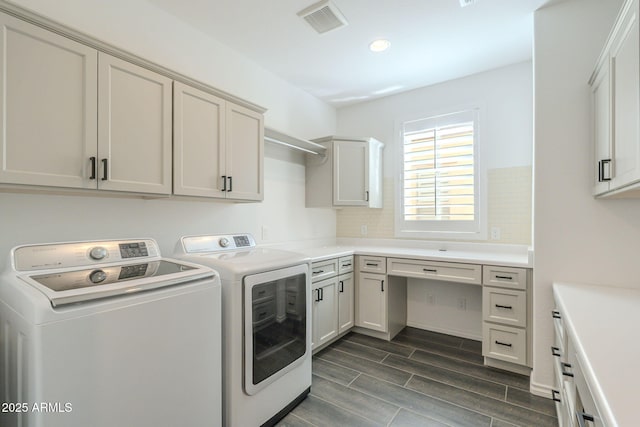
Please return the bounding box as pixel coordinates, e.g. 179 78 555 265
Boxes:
336 166 532 245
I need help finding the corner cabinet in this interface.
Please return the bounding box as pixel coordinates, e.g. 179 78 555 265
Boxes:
173 82 264 201
306 136 384 208
591 0 640 197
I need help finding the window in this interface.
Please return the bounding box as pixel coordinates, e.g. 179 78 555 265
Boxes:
396 108 483 238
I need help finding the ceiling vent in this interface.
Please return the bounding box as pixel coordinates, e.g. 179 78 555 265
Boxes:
459 0 479 7
298 0 348 34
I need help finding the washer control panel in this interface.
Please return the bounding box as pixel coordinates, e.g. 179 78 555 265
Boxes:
13 239 160 272
181 234 256 253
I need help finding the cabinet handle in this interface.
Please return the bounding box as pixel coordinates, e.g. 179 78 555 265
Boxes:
551 346 562 357
495 304 513 310
228 176 233 192
315 289 321 302
221 176 227 191
365 190 369 201
381 280 384 292
101 158 108 181
561 362 574 378
320 287 324 301
366 263 378 267
576 412 595 427
495 340 512 348
598 158 612 182
89 157 96 180
342 263 352 267
339 281 344 293
423 268 437 273
551 389 561 403
312 270 324 275
552 310 562 319
495 275 513 280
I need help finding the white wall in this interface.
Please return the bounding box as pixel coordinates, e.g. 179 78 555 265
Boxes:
532 0 640 394
337 61 534 178
0 0 337 267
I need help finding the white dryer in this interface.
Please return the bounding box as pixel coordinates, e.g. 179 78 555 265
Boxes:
175 234 311 427
0 239 222 427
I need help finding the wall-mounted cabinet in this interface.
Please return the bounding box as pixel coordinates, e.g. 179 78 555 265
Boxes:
173 82 264 201
306 136 384 208
0 7 264 200
591 0 640 197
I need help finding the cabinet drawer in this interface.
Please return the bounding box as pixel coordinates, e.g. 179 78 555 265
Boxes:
358 256 386 273
338 256 354 274
388 258 481 285
483 266 528 290
252 281 276 304
482 323 527 365
483 287 526 327
311 259 339 282
253 299 276 328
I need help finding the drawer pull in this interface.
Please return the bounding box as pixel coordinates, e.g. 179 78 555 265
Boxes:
495 304 513 310
495 340 512 348
577 412 595 427
551 389 561 403
341 263 352 267
561 362 574 377
312 270 324 275
423 268 438 273
551 346 562 357
495 275 513 280
552 310 562 319
366 263 379 267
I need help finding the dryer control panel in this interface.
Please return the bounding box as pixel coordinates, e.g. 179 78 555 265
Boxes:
181 234 256 253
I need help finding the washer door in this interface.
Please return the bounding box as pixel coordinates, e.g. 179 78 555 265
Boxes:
243 263 309 395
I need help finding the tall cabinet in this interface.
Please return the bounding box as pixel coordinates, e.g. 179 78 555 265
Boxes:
591 0 640 197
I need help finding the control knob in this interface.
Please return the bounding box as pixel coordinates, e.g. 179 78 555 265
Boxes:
89 246 108 260
219 237 230 248
89 269 107 284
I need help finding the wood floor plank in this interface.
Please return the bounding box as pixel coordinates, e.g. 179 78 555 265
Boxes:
311 356 360 386
410 349 530 389
289 395 381 427
398 327 465 349
344 333 414 357
392 333 485 365
317 347 412 386
350 374 492 427
330 339 389 362
383 353 506 400
389 408 450 426
406 375 558 427
310 374 399 424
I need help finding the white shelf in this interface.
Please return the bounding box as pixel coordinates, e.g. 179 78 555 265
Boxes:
264 127 326 155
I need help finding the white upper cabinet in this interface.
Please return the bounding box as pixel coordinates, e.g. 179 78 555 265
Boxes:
0 12 97 189
98 53 172 195
173 82 264 201
306 136 384 208
591 0 640 197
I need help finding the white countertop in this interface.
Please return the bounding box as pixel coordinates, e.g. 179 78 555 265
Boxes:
290 240 531 268
553 282 640 427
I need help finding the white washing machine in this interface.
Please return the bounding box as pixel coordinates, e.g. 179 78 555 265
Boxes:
174 234 311 427
0 238 222 427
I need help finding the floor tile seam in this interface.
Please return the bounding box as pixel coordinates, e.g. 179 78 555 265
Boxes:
405 346 488 368
350 372 491 424
312 354 361 377
347 372 362 387
395 333 470 352
286 411 321 427
403 376 557 424
385 407 402 427
407 352 527 390
387 407 458 427
333 342 392 363
310 370 354 389
308 390 391 426
344 334 415 354
317 347 409 382
338 337 406 361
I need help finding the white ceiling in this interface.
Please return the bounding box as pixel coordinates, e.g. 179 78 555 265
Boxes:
146 0 551 107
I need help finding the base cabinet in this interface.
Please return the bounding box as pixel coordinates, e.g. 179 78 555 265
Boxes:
355 272 387 333
311 256 354 351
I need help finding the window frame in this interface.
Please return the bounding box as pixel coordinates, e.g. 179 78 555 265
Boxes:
394 105 487 240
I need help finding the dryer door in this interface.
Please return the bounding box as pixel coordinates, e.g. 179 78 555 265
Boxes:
243 263 309 395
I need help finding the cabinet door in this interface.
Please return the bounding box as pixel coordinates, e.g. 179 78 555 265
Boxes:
312 278 338 350
225 102 263 201
98 53 172 194
0 13 97 189
592 57 612 196
173 82 226 198
356 272 387 332
610 1 640 190
338 273 354 334
334 140 368 206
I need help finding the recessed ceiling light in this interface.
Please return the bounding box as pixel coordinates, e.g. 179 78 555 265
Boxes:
369 39 390 53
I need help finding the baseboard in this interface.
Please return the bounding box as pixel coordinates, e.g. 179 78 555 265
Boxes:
406 322 482 341
529 380 554 398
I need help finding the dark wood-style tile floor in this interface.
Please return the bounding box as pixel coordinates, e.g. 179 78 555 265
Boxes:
276 328 557 427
